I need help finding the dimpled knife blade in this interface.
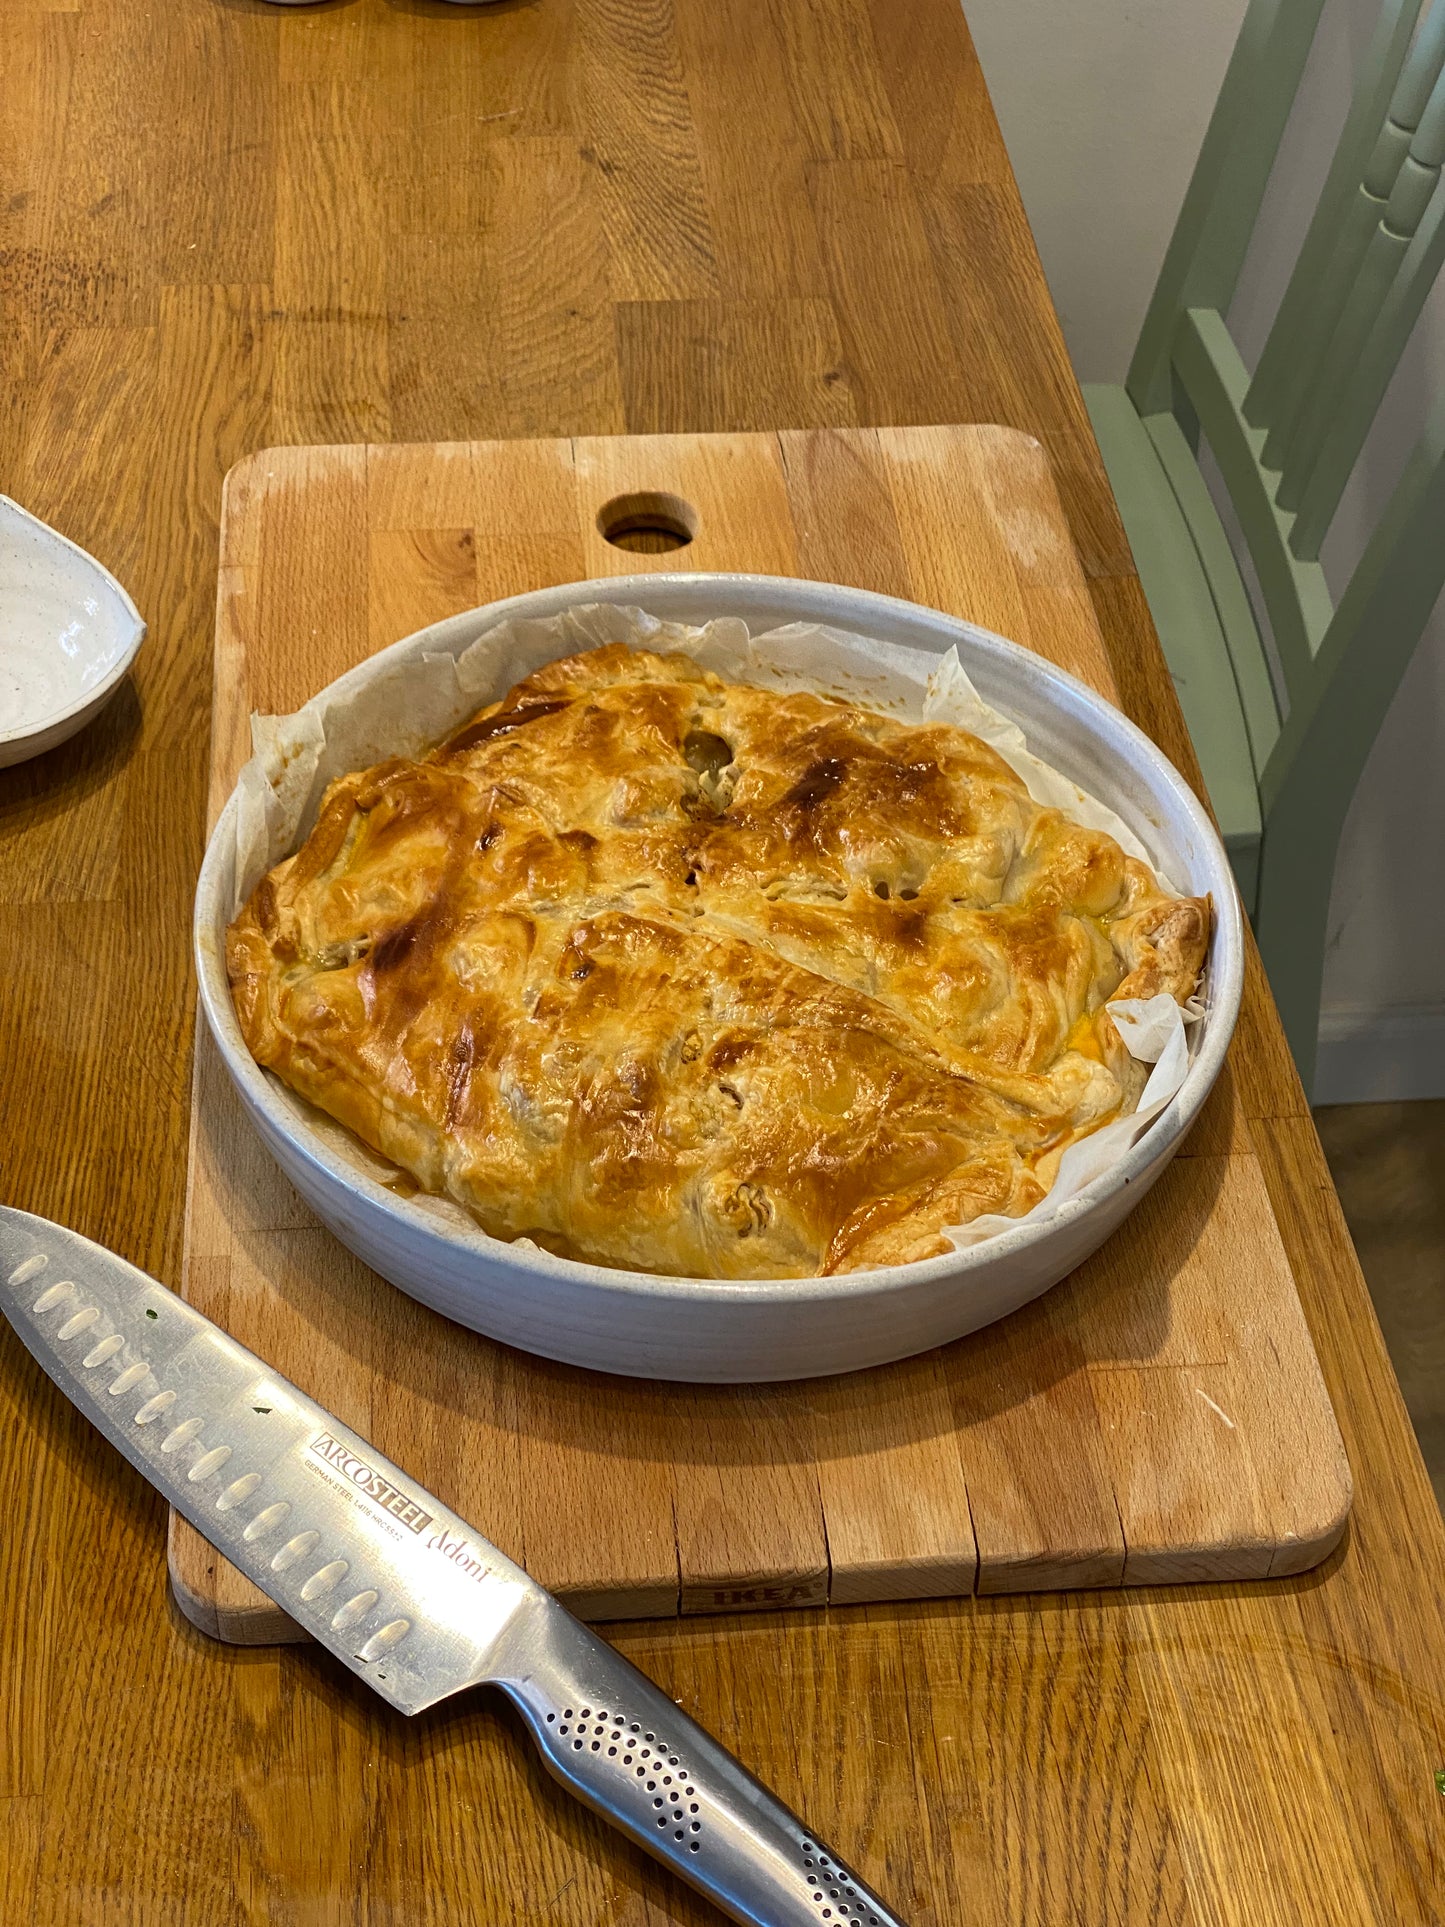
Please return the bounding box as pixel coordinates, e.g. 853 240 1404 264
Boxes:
0 1205 912 1927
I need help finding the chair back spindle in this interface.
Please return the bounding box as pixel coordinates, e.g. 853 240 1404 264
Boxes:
1246 0 1427 433
1250 1 1445 467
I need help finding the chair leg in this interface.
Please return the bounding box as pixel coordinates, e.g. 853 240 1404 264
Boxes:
1250 815 1341 1099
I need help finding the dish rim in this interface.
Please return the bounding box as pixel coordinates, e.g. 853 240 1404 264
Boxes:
193 569 1245 1308
0 494 147 746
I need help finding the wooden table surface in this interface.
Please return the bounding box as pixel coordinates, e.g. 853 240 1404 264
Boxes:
1 2 1442 1921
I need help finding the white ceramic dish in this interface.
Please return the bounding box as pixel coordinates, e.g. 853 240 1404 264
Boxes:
0 497 146 768
195 574 1243 1383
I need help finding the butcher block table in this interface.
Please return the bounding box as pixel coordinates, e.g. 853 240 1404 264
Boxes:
2 2 1442 1922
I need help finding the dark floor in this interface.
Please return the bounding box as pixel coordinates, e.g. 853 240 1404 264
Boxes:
1316 1101 1445 1515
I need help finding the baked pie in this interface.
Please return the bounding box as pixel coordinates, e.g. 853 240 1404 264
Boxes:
228 645 1210 1278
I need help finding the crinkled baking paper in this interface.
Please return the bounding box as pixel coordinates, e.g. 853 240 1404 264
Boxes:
227 603 1202 1268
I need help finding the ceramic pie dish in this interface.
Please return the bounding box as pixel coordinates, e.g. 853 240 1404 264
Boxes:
194 574 1244 1382
0 496 146 768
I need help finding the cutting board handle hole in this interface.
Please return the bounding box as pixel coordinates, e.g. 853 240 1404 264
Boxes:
597 491 697 554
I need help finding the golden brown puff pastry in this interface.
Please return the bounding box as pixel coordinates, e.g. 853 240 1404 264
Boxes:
228 646 1210 1278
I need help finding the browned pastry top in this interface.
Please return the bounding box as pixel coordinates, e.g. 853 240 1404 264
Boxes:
228 645 1210 1277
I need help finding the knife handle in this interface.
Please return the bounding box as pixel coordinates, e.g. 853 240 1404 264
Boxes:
493 1601 910 1927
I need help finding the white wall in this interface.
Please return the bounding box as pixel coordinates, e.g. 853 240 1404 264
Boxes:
966 0 1445 1101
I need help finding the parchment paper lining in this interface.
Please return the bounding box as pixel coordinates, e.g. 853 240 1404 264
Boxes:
227 603 1202 1271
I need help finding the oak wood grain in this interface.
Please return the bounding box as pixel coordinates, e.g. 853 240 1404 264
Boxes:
3 2 1444 1921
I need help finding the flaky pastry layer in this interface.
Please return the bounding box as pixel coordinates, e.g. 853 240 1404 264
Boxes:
229 646 1210 1277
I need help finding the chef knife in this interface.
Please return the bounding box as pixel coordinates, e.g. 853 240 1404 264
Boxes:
0 1205 910 1927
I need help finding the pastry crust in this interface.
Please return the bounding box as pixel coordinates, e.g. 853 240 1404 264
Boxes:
228 646 1210 1277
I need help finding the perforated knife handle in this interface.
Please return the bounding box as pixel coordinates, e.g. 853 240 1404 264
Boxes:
491 1599 909 1927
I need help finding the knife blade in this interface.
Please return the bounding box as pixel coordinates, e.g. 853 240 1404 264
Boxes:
0 1205 911 1927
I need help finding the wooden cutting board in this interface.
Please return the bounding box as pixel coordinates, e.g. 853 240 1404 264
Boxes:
172 426 1351 1643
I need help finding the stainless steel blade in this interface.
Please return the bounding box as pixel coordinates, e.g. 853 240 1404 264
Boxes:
0 1205 912 1926
0 1203 534 1714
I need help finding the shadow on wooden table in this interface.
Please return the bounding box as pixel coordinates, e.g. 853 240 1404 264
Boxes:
0 677 142 891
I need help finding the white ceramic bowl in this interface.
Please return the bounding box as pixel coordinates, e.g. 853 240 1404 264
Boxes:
195 574 1243 1382
0 497 146 768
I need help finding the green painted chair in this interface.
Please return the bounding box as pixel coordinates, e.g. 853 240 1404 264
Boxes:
1084 0 1445 1094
